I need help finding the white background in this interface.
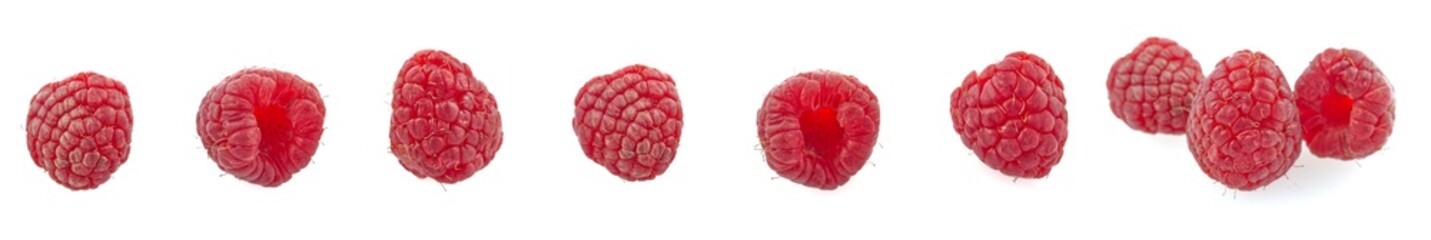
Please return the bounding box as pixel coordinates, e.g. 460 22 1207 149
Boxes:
1 0 1425 239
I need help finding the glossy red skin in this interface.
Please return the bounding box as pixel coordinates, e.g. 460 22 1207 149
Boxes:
1294 48 1394 160
951 52 1068 179
197 68 326 187
757 70 880 190
1108 37 1204 134
27 72 133 190
390 49 504 184
1186 50 1302 191
572 64 683 181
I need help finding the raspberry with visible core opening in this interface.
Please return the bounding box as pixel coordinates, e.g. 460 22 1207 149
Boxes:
1294 48 1395 160
756 70 880 190
197 67 327 187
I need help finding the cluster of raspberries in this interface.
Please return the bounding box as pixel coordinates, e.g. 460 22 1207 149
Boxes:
1105 37 1396 191
21 44 1392 193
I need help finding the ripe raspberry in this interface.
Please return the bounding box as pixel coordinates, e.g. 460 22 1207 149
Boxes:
197 67 326 187
26 72 133 190
1186 50 1302 191
573 64 683 181
1107 37 1205 134
950 52 1069 179
391 49 504 184
756 70 880 190
1294 48 1395 160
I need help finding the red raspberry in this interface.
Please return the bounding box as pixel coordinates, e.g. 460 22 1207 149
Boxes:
1294 48 1395 160
1107 37 1205 134
197 67 327 187
950 52 1069 179
573 64 683 181
1186 50 1302 191
756 70 880 190
391 49 504 184
26 72 133 190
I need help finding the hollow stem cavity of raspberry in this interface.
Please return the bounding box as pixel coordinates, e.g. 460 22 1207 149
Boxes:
254 96 294 173
799 106 845 163
1321 91 1354 126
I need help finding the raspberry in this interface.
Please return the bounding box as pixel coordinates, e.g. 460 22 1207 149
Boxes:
756 70 880 190
1186 50 1302 191
1107 37 1205 134
573 64 683 181
197 67 327 187
391 49 504 184
26 72 133 190
950 52 1069 179
1294 48 1395 160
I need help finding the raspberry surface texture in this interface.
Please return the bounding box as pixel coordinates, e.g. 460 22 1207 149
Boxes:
573 64 683 181
26 72 133 190
1186 50 1302 191
756 70 880 190
951 52 1068 179
197 67 326 187
1294 48 1394 160
391 49 504 184
1108 37 1204 134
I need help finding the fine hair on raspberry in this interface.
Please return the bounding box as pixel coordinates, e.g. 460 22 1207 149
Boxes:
950 51 1069 179
390 49 504 184
1186 50 1302 191
197 67 327 187
1294 48 1395 160
26 72 134 190
1107 36 1204 134
756 70 880 190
